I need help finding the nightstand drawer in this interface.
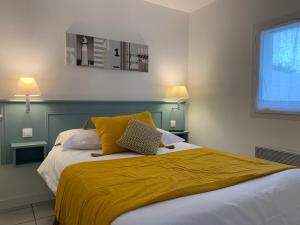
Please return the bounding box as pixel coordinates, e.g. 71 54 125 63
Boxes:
15 146 45 165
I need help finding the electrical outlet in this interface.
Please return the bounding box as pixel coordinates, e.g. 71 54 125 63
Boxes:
22 128 33 138
170 120 176 128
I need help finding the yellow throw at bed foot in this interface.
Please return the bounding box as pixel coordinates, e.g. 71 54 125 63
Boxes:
55 148 295 225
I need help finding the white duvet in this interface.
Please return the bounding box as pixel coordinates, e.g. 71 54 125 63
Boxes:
38 143 300 225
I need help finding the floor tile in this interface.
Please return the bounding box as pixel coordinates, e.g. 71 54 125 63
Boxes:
0 207 35 225
0 205 31 213
19 222 36 225
32 201 54 219
36 216 54 225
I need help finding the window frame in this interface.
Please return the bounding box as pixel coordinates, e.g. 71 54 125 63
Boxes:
252 11 300 120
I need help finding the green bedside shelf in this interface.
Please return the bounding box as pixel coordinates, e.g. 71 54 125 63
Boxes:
11 141 48 166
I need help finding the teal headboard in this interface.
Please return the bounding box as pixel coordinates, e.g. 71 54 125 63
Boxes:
0 101 185 165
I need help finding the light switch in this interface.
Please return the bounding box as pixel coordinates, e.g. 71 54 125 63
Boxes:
22 128 33 138
170 120 176 128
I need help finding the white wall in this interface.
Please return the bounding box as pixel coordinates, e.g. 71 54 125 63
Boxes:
0 0 188 101
188 0 300 156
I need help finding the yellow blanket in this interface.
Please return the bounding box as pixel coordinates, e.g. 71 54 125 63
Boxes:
55 148 295 225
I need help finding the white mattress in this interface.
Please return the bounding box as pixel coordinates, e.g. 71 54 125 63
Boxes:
38 143 300 225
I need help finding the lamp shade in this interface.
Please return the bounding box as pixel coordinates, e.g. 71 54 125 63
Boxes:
15 77 41 96
168 85 189 100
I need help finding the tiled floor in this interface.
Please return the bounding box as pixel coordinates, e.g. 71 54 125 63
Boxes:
0 200 54 225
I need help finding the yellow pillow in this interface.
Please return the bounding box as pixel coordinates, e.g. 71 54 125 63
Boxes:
91 112 159 155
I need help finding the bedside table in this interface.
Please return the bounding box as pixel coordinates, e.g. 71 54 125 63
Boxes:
11 141 48 166
170 131 189 142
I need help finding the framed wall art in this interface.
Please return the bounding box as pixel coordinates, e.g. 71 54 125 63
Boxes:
66 33 149 72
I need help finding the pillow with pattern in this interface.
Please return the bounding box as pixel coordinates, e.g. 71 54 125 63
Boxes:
117 119 162 155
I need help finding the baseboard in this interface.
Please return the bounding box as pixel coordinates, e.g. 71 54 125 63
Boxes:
0 191 54 211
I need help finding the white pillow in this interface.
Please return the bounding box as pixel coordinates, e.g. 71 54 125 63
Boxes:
55 129 101 150
157 128 185 145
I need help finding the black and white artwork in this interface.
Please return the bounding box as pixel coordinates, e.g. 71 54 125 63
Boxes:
66 33 148 72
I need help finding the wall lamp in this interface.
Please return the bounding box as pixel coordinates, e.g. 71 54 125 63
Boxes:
168 85 189 110
15 77 41 113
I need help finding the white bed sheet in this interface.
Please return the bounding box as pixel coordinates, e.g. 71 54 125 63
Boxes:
37 143 300 225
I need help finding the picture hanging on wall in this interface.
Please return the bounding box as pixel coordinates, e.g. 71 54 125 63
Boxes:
66 33 149 72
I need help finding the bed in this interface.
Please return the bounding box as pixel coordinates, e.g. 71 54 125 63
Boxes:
38 141 300 225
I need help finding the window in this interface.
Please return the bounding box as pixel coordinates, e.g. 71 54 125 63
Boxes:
254 16 300 115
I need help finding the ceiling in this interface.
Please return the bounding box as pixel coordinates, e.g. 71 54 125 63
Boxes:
143 0 216 13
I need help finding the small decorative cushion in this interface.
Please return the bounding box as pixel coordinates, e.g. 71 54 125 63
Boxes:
117 119 162 155
91 112 159 155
